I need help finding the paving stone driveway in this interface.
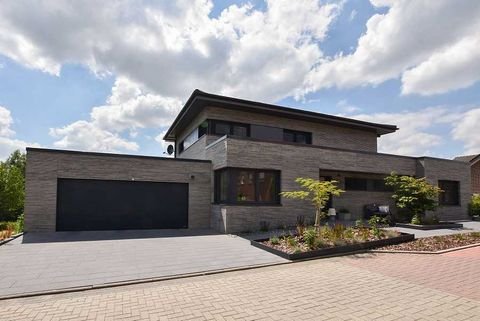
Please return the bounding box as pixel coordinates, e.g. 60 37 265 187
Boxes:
0 247 479 320
0 229 286 298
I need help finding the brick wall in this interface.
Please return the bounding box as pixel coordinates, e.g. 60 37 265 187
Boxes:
25 149 212 232
176 105 379 156
417 157 471 221
472 161 480 194
208 138 470 233
208 137 417 233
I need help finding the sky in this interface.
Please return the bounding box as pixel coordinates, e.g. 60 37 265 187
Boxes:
0 0 479 160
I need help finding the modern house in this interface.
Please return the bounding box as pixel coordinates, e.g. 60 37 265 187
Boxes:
454 154 480 194
25 90 471 233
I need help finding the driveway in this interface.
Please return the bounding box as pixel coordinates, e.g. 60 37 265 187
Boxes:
1 247 479 320
0 229 287 298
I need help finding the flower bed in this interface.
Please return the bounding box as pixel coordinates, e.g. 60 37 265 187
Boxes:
251 224 414 260
375 232 480 252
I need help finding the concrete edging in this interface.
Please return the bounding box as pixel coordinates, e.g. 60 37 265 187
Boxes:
370 242 480 255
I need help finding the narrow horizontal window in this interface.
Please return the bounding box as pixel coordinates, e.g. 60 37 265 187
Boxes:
345 177 393 192
283 129 312 144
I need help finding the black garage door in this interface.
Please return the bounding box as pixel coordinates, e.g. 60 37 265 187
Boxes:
56 178 188 231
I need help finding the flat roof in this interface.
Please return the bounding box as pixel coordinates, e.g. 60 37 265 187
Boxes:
164 90 398 140
26 147 212 163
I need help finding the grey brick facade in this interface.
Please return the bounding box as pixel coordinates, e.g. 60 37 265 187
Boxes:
25 91 472 234
25 148 212 232
201 137 471 233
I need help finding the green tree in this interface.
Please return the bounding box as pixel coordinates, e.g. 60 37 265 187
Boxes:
384 172 442 224
5 150 26 176
469 194 480 217
280 177 344 229
0 150 26 221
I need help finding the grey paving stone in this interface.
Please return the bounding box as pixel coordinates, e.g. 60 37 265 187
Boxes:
0 229 286 297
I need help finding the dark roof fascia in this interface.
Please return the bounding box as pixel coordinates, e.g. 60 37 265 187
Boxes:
413 156 472 164
26 147 212 163
470 154 480 165
164 90 398 140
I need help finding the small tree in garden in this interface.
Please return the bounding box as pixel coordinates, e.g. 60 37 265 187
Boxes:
469 194 480 217
384 172 442 224
280 178 344 229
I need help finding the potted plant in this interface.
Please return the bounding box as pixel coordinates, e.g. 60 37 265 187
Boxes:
338 208 351 221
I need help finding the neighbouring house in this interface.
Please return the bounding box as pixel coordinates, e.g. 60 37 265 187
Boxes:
454 154 480 194
25 90 471 233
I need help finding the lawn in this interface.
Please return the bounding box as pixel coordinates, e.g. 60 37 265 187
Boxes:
376 232 480 252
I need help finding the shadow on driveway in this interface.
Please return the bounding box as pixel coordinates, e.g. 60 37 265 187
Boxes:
21 229 219 243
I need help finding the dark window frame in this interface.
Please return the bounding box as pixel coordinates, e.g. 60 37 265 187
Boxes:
214 168 281 205
211 120 250 137
344 177 393 192
438 180 460 206
283 129 312 144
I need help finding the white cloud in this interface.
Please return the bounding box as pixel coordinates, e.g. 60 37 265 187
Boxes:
336 99 361 114
402 34 480 95
0 106 15 137
0 105 39 159
0 0 341 102
349 9 357 22
451 108 480 154
300 0 480 97
91 77 183 132
348 107 450 156
49 77 181 152
50 120 138 152
154 130 174 157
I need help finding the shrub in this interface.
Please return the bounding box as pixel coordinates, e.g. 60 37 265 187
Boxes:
280 177 344 229
332 223 346 239
16 213 24 233
296 215 306 235
368 215 383 239
269 236 280 245
286 236 297 247
344 227 355 240
469 194 480 217
303 227 317 249
385 172 442 224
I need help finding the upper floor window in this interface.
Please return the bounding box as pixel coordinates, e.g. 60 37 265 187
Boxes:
179 128 199 153
212 120 249 137
283 129 312 144
438 180 460 205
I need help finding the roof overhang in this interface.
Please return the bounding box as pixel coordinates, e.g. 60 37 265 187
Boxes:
164 90 398 141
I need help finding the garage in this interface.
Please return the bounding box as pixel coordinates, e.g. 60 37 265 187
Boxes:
56 178 189 231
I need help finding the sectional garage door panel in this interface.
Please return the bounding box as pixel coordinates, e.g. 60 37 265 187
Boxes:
56 179 188 231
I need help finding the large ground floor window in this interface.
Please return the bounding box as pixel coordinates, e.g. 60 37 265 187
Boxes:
214 168 281 205
438 180 460 205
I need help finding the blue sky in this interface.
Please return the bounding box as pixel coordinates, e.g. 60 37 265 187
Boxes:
0 0 479 159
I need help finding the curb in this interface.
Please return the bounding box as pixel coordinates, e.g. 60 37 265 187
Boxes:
0 232 23 246
369 242 480 255
0 260 291 301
